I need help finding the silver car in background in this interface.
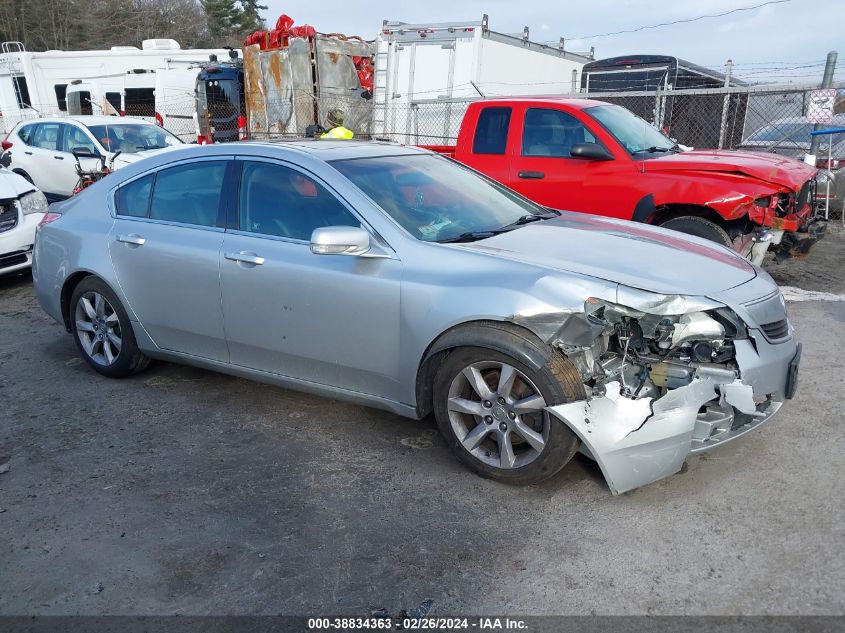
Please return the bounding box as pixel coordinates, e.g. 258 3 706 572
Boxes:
33 141 801 494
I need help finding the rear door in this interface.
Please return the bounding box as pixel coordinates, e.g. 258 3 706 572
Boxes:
108 158 231 361
23 122 71 199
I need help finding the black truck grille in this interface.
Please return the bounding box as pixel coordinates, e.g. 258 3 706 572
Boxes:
0 202 18 233
760 319 790 340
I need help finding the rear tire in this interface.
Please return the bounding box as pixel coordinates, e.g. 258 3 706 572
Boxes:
660 215 732 247
69 277 150 378
433 345 583 485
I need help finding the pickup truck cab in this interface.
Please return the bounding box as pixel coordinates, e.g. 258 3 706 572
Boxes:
425 98 824 262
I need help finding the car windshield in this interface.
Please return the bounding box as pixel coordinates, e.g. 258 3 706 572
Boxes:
586 104 677 155
332 154 549 243
86 123 182 154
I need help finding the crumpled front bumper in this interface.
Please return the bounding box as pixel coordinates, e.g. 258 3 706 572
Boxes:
546 337 800 495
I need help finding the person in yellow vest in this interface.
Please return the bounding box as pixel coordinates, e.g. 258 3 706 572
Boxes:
320 109 354 140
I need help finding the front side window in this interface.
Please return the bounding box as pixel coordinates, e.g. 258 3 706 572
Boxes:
239 161 359 241
522 108 598 157
473 107 511 155
332 154 546 243
62 125 97 154
587 104 676 155
31 123 61 151
86 123 182 154
116 174 154 218
149 161 227 227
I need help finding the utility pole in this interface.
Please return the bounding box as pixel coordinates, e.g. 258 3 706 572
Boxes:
717 59 733 150
809 50 838 156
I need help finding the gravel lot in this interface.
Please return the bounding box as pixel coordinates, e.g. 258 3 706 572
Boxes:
1 230 843 616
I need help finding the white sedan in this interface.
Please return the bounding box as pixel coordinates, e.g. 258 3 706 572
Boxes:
0 166 48 274
0 116 183 201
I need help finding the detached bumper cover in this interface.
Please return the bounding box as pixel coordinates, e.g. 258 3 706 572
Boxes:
547 336 799 495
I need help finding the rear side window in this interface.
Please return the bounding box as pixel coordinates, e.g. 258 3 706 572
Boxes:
30 123 61 150
116 174 154 218
472 107 511 155
149 161 227 227
12 76 30 108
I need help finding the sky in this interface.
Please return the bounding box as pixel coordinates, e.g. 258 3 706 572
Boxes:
259 0 845 83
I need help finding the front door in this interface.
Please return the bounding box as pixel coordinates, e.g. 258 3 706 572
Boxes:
219 159 403 400
508 107 630 217
108 159 231 361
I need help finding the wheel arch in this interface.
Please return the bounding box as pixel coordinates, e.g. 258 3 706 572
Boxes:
60 271 123 332
12 168 33 184
414 319 553 418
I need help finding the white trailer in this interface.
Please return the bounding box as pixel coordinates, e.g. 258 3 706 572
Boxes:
372 15 594 142
0 39 232 132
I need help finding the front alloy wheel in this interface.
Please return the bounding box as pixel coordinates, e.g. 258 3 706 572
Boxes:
447 361 549 470
433 346 582 485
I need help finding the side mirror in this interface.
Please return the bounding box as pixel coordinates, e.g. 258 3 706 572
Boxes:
570 142 614 161
0 152 10 168
310 226 370 256
360 89 373 101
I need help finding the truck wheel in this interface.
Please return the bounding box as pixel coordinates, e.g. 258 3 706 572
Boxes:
432 346 582 485
660 216 732 247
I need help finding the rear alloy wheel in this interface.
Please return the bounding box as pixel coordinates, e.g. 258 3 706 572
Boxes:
660 215 732 248
70 277 150 378
433 347 581 485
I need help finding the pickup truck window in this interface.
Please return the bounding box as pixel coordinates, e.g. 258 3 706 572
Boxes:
586 104 677 155
333 154 545 243
522 108 597 158
473 107 511 155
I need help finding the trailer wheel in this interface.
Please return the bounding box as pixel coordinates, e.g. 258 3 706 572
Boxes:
661 216 732 248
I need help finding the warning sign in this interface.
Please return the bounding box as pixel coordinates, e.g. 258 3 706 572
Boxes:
807 89 836 124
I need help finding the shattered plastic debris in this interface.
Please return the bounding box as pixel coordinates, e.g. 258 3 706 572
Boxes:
0 462 9 475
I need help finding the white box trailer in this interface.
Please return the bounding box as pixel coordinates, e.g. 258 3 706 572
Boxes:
373 15 594 143
64 67 204 141
0 39 233 132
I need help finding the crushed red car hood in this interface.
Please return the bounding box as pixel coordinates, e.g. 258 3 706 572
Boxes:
644 150 817 190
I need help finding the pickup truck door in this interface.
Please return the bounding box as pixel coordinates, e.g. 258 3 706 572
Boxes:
507 106 638 219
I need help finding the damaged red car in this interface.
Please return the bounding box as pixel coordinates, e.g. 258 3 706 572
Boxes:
425 98 825 263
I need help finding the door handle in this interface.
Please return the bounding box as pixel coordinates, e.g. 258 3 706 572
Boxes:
117 234 145 246
225 251 264 266
518 171 545 179
24 151 32 155
53 155 64 160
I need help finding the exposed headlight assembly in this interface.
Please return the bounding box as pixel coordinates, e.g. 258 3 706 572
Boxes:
19 190 49 215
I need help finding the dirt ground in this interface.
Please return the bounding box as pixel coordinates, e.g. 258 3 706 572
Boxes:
0 231 843 617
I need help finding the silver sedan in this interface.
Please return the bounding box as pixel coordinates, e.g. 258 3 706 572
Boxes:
33 141 801 493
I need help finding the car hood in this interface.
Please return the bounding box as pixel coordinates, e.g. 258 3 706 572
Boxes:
0 167 37 198
644 149 816 190
454 213 756 296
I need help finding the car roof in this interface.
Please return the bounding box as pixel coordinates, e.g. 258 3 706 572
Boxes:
18 115 157 127
242 139 431 161
471 97 608 110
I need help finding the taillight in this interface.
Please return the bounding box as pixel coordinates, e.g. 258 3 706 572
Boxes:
37 212 61 227
238 116 247 141
1 140 12 151
155 112 164 127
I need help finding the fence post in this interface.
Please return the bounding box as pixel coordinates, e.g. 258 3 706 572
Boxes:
809 50 838 156
718 59 733 149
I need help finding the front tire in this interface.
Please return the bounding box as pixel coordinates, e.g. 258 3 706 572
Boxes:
660 215 732 247
433 346 583 485
69 277 150 378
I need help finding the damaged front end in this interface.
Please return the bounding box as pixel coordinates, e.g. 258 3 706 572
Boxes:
543 290 798 495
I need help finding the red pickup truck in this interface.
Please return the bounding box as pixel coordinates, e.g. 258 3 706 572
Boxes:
423 98 824 262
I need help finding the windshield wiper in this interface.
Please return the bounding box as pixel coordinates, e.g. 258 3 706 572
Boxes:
636 145 679 154
437 230 504 243
499 209 561 230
